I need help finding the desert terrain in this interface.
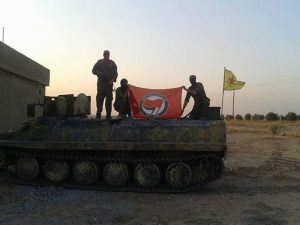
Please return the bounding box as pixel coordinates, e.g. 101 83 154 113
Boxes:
0 121 299 225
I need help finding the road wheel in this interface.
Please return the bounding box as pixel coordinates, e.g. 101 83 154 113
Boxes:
72 161 99 185
43 160 69 182
103 163 129 187
16 157 40 180
134 163 160 188
165 162 192 189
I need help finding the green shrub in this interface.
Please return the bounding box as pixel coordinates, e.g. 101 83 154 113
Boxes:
252 114 259 120
266 112 279 121
286 112 297 121
245 113 251 120
235 114 243 120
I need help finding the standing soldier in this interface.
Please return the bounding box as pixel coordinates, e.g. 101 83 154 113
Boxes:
92 50 118 119
114 78 130 118
182 75 210 119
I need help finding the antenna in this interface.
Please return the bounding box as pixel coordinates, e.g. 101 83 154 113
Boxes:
2 27 4 42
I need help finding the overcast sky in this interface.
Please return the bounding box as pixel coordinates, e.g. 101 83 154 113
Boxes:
1 0 300 116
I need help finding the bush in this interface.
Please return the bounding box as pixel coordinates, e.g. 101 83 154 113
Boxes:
270 124 281 137
220 114 225 120
244 113 251 120
225 114 234 120
235 114 243 120
258 114 265 120
266 112 279 121
286 112 297 121
252 114 259 120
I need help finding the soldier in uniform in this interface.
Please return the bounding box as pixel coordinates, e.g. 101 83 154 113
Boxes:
92 50 118 119
182 75 210 119
114 78 130 118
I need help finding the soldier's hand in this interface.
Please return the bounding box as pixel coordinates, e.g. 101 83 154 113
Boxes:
181 86 187 91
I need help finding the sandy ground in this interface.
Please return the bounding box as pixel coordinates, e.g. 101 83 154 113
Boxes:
0 124 300 225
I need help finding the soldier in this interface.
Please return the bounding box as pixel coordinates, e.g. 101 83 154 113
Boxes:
114 79 130 118
92 50 118 119
182 75 210 119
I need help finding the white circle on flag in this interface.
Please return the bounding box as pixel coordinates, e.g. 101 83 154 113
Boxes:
140 93 169 117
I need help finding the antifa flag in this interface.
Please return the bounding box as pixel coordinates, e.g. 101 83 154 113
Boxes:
128 85 182 119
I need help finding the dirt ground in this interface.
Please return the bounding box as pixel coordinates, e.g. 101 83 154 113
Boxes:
0 123 300 225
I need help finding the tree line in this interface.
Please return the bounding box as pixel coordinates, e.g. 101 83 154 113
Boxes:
223 112 300 121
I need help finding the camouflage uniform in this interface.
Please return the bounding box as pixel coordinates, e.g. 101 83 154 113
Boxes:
184 82 210 119
114 86 130 117
92 59 118 117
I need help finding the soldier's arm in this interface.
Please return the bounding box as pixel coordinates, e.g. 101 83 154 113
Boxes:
112 61 118 82
115 88 121 99
184 90 191 102
182 85 196 95
182 100 188 109
183 86 196 95
92 60 103 76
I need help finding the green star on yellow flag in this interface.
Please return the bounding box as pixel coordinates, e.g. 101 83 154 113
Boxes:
223 68 245 90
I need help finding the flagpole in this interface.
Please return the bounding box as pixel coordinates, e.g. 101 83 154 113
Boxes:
232 90 235 117
221 67 225 116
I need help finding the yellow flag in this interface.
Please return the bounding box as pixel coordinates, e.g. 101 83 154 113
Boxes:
223 69 245 90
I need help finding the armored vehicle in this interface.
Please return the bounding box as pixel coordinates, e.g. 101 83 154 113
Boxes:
0 94 226 193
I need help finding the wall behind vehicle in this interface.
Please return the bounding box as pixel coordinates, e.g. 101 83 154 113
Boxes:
0 41 50 134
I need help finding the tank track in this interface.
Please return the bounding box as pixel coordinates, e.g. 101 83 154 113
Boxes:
0 148 224 193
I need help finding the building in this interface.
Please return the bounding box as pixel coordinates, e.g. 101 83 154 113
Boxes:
0 42 50 134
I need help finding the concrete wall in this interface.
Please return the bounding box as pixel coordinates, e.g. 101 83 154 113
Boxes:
0 42 49 85
0 42 50 134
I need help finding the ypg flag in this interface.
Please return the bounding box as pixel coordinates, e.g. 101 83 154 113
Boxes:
224 68 245 90
128 85 182 119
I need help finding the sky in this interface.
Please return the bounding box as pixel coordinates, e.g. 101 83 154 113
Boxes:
1 0 300 116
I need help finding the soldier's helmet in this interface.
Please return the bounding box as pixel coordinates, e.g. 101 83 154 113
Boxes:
189 75 196 79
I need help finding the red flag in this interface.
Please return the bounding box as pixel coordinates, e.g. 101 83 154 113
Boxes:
128 85 182 119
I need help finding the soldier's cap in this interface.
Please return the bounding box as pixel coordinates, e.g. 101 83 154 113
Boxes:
189 75 196 79
103 50 110 55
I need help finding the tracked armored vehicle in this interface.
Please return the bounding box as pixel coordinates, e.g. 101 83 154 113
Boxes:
0 95 226 193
